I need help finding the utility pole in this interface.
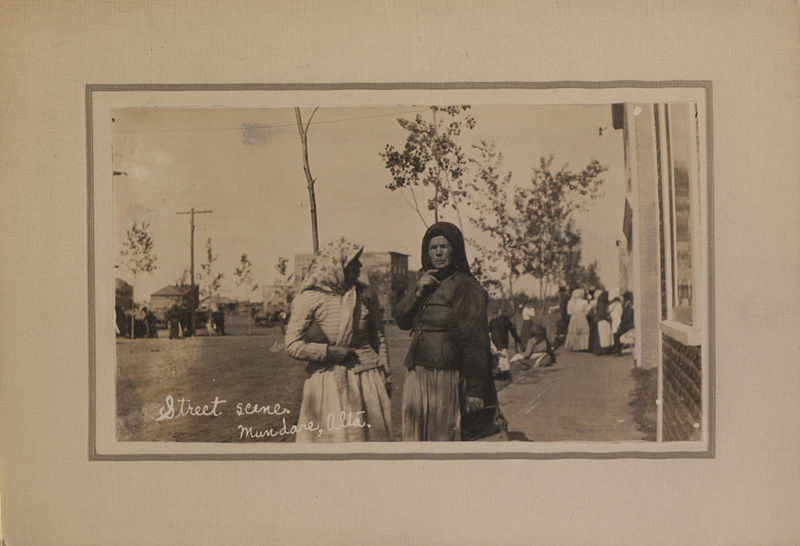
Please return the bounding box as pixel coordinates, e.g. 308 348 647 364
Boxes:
176 207 213 289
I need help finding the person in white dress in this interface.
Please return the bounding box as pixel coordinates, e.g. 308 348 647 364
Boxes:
564 289 590 351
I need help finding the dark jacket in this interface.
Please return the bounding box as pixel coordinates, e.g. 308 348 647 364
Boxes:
559 290 570 319
489 315 520 350
617 304 634 335
395 270 493 400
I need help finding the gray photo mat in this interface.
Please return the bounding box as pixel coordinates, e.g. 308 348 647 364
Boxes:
87 81 715 461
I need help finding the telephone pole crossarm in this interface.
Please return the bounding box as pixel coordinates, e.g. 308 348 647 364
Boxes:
176 208 214 295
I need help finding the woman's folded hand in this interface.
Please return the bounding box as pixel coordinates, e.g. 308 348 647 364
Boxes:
464 395 485 413
326 345 354 363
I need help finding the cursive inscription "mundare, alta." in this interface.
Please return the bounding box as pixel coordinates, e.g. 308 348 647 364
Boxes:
153 394 369 440
237 411 368 439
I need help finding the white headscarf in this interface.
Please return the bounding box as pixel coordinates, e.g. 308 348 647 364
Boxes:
567 289 585 315
298 237 364 346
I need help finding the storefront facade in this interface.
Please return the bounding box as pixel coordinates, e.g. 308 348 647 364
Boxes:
615 101 710 443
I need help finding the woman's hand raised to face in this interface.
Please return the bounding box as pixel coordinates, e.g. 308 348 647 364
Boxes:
415 270 440 298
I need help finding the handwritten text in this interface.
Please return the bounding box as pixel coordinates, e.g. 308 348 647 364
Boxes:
155 395 226 421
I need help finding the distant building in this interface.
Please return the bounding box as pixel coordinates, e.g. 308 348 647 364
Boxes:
294 251 410 321
149 284 198 319
199 296 238 311
115 278 133 310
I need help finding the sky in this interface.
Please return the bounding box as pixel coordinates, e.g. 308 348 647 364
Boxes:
112 104 626 302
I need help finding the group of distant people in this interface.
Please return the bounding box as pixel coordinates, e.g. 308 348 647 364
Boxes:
167 304 226 338
561 287 634 356
115 305 159 338
166 304 195 339
115 303 228 339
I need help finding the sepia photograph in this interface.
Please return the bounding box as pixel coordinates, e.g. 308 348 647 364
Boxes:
4 1 799 544
98 88 711 454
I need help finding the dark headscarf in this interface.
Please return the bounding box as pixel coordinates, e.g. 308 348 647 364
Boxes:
596 290 609 319
420 221 471 279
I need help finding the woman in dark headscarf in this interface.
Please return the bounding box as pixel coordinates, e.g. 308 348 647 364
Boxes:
587 288 603 353
592 290 613 355
284 238 392 442
395 222 503 441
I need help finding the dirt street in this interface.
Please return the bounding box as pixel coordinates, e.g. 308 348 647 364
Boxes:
497 349 645 442
116 313 646 443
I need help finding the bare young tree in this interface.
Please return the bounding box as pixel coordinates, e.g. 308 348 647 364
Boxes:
514 155 607 313
198 237 224 301
564 256 604 291
233 253 258 297
294 107 320 252
469 256 507 299
274 256 295 312
174 267 190 288
381 105 476 228
118 221 158 339
466 140 521 305
234 253 258 331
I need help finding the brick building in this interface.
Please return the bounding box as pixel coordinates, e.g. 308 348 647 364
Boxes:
294 251 409 321
614 100 709 443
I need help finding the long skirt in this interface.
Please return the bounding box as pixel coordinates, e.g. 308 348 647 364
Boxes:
296 366 392 443
496 347 510 372
595 319 613 354
588 316 599 353
565 315 590 351
402 367 461 441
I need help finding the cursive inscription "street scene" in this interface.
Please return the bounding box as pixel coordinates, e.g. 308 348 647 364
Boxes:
155 395 226 421
153 394 368 440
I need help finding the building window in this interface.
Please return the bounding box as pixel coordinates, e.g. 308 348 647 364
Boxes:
665 103 694 325
654 101 706 344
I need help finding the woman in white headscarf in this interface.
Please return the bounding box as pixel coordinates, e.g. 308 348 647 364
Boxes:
564 289 590 351
284 238 392 442
593 290 613 355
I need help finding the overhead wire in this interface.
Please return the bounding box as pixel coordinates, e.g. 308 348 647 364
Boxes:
113 107 428 134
